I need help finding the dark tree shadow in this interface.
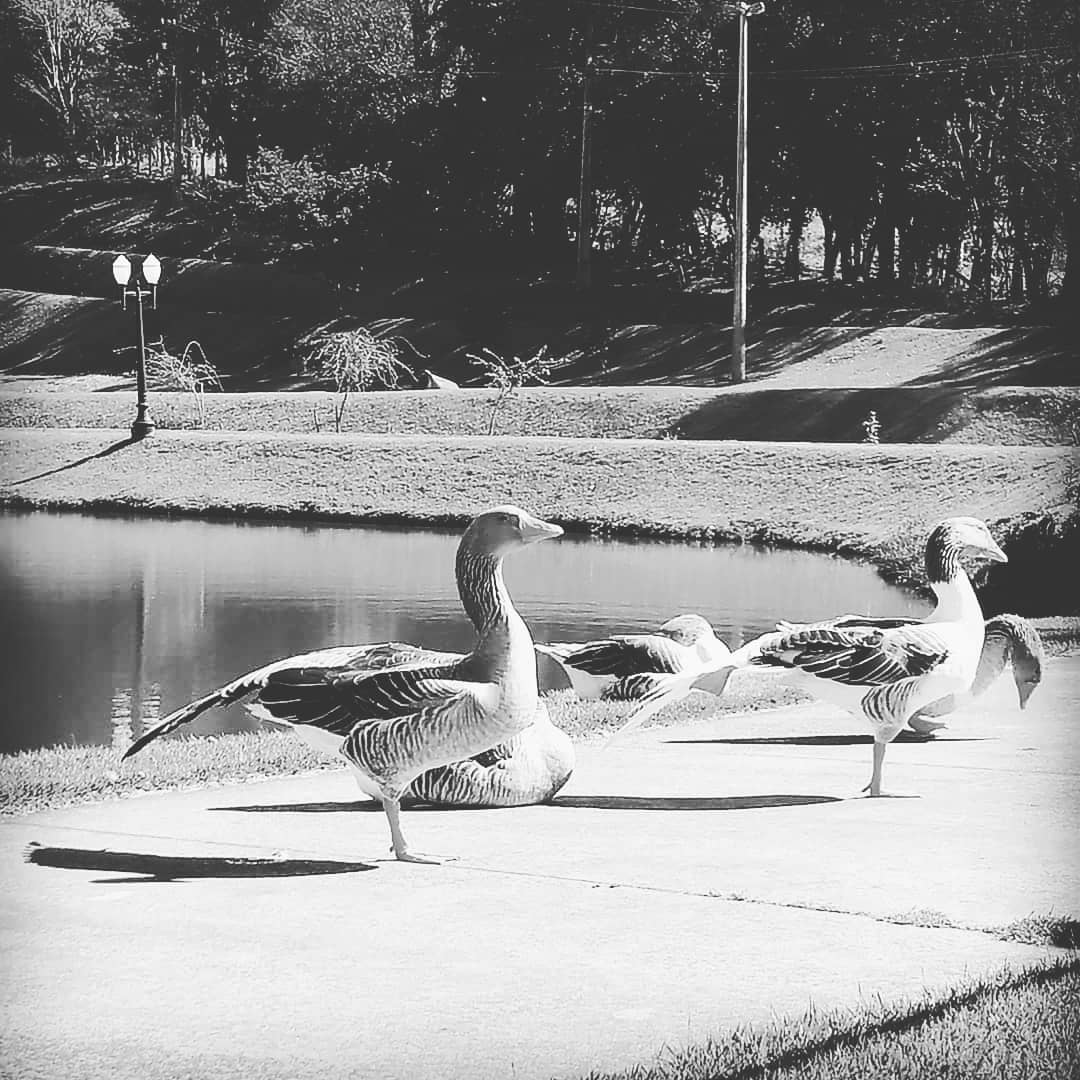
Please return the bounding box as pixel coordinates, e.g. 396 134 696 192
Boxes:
551 793 841 811
24 843 374 882
13 435 136 483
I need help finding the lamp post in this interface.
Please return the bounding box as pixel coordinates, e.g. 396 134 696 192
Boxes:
723 0 764 383
112 253 161 439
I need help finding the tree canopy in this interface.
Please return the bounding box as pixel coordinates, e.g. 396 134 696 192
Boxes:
1 0 1077 306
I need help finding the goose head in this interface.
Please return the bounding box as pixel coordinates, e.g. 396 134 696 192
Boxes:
659 614 715 646
660 615 731 664
983 613 1045 709
459 505 563 559
925 517 1007 583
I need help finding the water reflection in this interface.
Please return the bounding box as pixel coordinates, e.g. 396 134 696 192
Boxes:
0 509 925 753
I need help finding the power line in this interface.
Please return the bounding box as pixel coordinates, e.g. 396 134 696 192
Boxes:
443 44 1071 83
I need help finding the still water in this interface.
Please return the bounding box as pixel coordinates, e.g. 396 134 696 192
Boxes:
0 510 925 753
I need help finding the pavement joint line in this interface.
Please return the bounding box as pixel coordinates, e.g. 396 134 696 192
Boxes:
8 818 1047 945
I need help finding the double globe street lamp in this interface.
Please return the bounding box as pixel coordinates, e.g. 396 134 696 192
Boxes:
112 252 162 440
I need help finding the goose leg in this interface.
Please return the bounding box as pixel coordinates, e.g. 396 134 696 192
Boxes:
861 738 918 798
861 740 887 796
382 790 440 865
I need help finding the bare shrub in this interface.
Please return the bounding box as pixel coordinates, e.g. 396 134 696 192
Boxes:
468 346 565 435
301 325 416 432
143 339 222 427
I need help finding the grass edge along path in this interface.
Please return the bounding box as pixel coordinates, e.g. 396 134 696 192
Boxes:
0 689 809 817
576 957 1080 1080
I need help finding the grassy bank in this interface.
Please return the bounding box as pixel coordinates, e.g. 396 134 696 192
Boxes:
2 428 1077 605
3 383 1080 445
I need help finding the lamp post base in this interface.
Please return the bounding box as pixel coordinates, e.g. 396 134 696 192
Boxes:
131 418 156 440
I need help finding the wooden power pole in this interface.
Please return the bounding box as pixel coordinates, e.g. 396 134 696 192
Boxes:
166 12 183 204
728 1 764 383
576 14 595 292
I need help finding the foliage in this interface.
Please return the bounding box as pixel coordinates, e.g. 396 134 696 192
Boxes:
468 345 566 435
3 0 1079 306
244 146 389 238
862 410 881 444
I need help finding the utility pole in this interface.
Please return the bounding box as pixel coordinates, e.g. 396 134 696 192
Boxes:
576 12 595 291
166 11 183 204
727 1 764 383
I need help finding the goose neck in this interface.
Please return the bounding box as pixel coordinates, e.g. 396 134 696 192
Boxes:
456 548 515 633
928 570 983 626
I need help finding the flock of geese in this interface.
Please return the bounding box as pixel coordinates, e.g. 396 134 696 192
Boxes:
124 507 1044 863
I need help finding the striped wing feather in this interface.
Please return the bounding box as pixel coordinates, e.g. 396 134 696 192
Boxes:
256 665 479 736
759 625 949 687
121 641 466 759
561 635 683 676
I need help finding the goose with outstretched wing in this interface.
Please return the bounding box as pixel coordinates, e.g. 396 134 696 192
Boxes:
536 614 730 701
123 505 564 863
608 517 1008 797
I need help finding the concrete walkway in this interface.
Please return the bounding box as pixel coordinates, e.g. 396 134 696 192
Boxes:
2 658 1077 1080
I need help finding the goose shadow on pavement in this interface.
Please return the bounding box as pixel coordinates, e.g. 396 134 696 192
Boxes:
212 794 843 814
24 842 375 883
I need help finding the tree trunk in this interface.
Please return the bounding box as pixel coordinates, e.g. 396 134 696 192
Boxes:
1059 195 1080 314
822 213 838 280
784 206 803 280
222 125 251 185
876 217 895 286
970 202 995 302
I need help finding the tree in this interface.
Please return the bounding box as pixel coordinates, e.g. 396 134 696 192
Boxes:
11 0 123 158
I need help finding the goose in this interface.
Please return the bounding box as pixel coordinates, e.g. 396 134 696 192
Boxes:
768 611 1044 735
536 614 730 700
123 505 564 862
608 517 1008 797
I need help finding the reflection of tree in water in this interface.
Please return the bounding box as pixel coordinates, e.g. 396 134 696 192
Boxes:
111 683 161 754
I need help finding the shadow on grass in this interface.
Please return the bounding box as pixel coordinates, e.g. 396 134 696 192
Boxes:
24 842 374 881
13 434 136 483
710 959 1080 1080
551 793 841 811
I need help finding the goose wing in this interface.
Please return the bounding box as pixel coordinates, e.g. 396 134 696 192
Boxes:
757 623 949 686
777 615 919 634
542 634 688 676
122 641 466 758
254 661 485 737
605 623 947 747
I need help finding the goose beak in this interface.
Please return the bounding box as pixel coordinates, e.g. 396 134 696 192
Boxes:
985 539 1008 563
1017 678 1037 710
520 515 563 545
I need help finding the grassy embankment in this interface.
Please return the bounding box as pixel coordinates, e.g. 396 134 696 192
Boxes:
3 382 1080 445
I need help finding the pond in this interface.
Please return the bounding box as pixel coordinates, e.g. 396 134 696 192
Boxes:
0 509 926 754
